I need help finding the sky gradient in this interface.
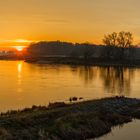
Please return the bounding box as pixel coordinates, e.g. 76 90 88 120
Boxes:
0 0 140 49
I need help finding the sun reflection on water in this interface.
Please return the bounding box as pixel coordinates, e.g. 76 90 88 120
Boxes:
17 61 23 93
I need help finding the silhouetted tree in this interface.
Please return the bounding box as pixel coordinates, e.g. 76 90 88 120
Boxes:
117 32 133 59
103 31 133 60
103 31 133 48
117 32 133 48
103 32 118 47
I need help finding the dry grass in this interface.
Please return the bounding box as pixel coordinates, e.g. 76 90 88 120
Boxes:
0 97 139 140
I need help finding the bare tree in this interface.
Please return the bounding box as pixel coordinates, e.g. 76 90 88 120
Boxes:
103 31 133 60
103 31 133 48
117 31 133 48
103 32 118 47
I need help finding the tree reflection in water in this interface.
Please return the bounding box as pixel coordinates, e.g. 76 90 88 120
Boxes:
28 64 135 97
70 65 134 96
70 66 97 85
99 67 134 96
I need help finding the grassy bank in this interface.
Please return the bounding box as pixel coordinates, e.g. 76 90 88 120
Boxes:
0 97 139 140
25 57 140 67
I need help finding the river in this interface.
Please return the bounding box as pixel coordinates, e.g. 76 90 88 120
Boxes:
0 60 140 112
96 120 140 140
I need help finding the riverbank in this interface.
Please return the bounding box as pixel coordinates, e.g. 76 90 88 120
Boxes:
25 57 140 67
0 97 139 140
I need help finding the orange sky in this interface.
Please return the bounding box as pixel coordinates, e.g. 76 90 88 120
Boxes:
0 0 140 49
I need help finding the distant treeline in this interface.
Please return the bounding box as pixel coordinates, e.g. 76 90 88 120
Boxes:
27 41 98 58
26 41 140 61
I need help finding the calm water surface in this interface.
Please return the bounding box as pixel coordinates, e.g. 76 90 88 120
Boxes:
0 60 140 111
96 120 140 140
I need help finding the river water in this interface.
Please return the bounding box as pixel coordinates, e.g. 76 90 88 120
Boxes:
0 60 140 112
96 120 140 140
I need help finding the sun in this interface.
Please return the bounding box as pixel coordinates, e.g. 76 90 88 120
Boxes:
11 39 30 51
15 46 25 52
17 46 23 51
12 39 31 51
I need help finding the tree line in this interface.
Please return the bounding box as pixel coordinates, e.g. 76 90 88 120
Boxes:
26 31 138 61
